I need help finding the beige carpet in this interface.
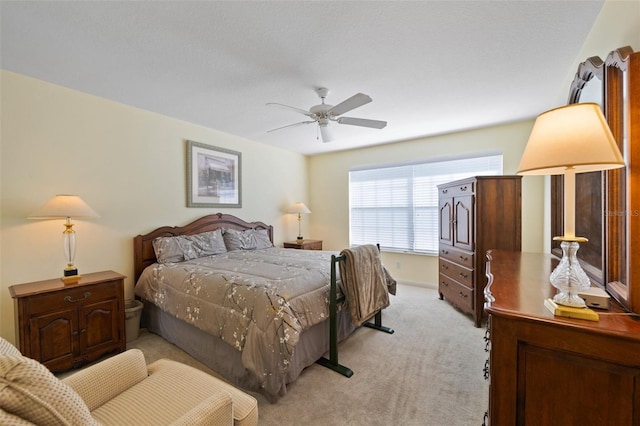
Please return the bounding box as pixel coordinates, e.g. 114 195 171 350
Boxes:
128 284 488 426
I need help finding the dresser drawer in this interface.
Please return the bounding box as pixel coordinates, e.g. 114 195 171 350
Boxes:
439 274 473 313
24 282 120 315
439 258 474 289
439 245 474 269
439 181 475 197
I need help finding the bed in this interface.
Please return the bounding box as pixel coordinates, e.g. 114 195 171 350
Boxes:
133 213 394 402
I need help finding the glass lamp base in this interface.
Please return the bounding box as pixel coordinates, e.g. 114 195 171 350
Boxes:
549 240 590 308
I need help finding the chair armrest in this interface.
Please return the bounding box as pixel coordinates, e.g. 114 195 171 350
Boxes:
169 393 233 426
62 349 148 411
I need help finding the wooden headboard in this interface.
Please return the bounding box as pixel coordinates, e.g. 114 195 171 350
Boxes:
133 213 273 282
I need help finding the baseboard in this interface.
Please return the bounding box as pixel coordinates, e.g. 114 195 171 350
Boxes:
396 280 437 290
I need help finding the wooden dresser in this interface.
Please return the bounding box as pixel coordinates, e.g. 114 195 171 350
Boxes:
484 250 640 425
438 176 521 327
10 271 126 372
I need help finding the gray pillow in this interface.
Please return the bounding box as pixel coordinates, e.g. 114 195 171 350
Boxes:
223 228 272 251
188 229 227 257
152 235 196 263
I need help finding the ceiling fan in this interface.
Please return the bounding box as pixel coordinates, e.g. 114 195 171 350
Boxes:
266 87 387 142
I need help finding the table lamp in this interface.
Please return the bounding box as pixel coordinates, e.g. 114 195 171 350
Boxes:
29 194 100 283
290 202 311 241
517 103 625 307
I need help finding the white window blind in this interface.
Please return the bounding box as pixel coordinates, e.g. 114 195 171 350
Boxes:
349 154 503 254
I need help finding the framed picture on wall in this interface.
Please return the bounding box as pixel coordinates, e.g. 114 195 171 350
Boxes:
186 140 242 208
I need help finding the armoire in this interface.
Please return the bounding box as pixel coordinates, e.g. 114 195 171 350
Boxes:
437 176 522 327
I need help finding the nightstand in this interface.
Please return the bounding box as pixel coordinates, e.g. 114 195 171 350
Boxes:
284 240 323 250
9 270 126 372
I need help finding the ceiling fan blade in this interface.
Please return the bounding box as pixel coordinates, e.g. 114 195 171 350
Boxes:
327 93 372 116
337 116 387 129
266 102 315 117
267 120 316 133
319 125 334 143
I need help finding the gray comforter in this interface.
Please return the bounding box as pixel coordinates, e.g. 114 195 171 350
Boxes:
135 247 342 395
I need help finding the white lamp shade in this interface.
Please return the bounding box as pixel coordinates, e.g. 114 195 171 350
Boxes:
29 195 100 219
290 202 311 215
517 103 625 175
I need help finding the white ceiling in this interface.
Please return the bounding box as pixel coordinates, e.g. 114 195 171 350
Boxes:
1 1 605 155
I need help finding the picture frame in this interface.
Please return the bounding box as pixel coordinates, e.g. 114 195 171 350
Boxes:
186 140 242 208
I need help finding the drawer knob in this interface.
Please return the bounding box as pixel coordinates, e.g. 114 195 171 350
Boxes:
441 281 449 287
64 292 91 303
459 291 468 299
460 255 468 261
459 272 468 279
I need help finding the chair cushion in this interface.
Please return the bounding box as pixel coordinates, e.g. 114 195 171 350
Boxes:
0 354 99 426
148 359 258 426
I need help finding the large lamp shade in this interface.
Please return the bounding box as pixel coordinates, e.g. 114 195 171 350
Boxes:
518 103 624 176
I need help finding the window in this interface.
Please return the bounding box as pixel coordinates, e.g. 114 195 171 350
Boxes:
349 154 503 254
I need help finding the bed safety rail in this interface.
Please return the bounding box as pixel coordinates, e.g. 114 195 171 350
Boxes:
316 245 394 377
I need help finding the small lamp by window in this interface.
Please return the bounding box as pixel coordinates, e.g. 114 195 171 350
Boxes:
290 202 311 242
517 103 625 307
29 195 100 284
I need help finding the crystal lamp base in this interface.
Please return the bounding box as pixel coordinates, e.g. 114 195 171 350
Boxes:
549 240 590 308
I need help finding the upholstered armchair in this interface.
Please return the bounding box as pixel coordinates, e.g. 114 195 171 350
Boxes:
0 337 258 425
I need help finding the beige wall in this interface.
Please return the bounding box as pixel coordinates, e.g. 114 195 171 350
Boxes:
0 71 309 343
307 121 543 287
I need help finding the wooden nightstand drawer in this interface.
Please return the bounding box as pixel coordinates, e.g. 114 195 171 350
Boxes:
24 282 119 315
284 240 322 250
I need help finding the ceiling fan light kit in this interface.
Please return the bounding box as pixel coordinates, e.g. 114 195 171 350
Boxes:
267 87 387 143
